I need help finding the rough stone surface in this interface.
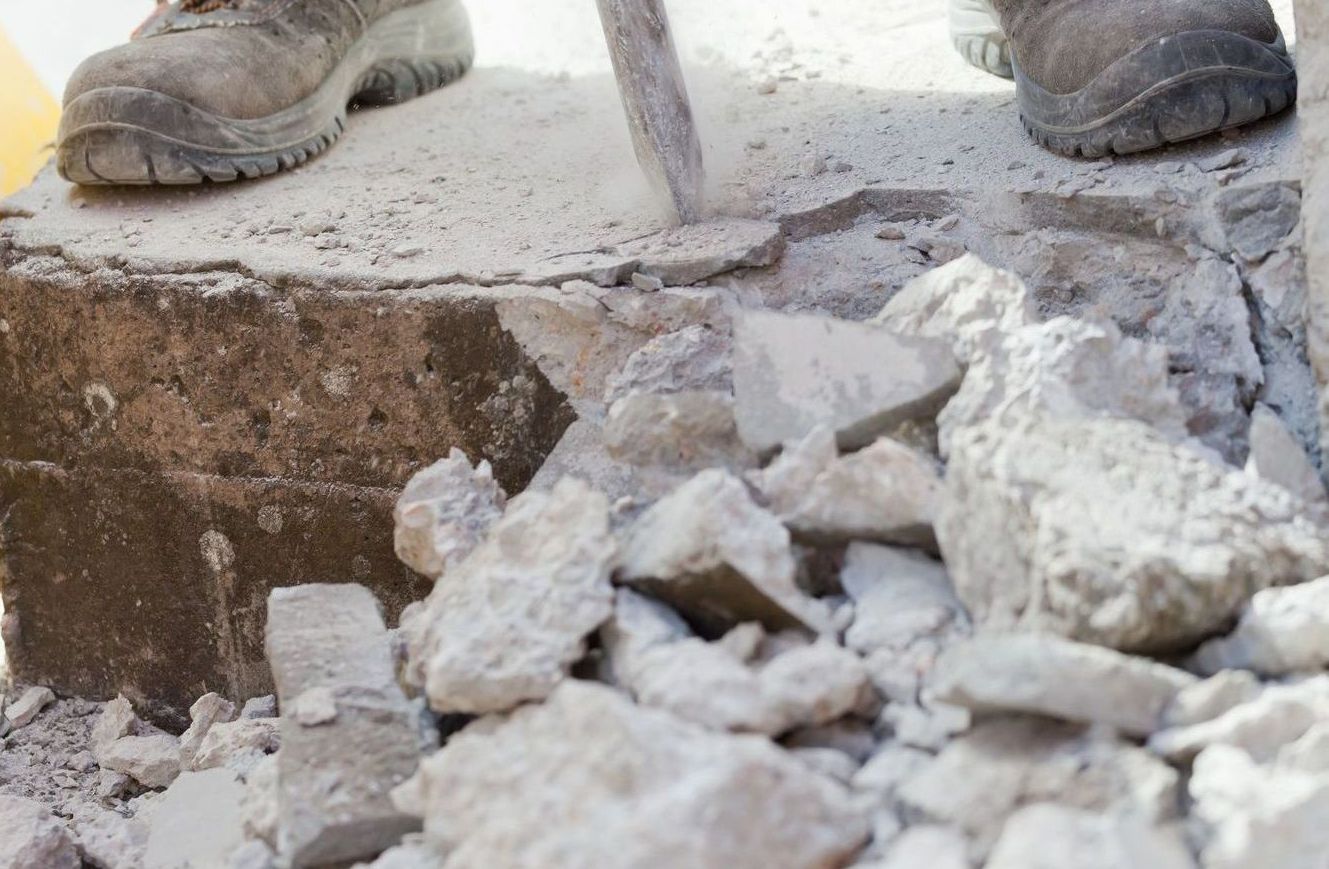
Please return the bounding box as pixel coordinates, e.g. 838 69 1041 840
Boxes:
143 769 247 869
1162 670 1263 729
98 735 181 790
1302 0 1329 481
985 805 1196 869
4 686 55 730
731 309 961 454
191 718 280 778
897 717 1179 854
938 416 1329 652
1246 405 1328 506
410 681 869 867
0 795 80 869
872 825 970 869
401 478 615 714
68 804 149 869
1192 575 1329 676
753 426 941 547
265 584 422 868
178 692 237 771
932 634 1197 737
603 324 732 405
604 390 755 473
618 469 832 635
90 697 137 755
1190 744 1329 869
393 449 506 581
1148 677 1329 764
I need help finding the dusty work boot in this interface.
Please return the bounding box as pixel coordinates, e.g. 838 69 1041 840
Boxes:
57 0 473 185
991 0 1296 157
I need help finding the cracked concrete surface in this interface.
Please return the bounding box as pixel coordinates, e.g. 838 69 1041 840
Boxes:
0 0 1312 717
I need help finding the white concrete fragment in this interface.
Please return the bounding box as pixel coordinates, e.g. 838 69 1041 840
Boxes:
985 805 1195 869
292 688 338 727
90 696 138 755
1162 670 1263 728
401 478 616 714
393 449 506 581
179 692 236 771
853 741 933 798
938 416 1329 652
603 323 732 404
240 754 279 846
731 308 962 454
878 700 971 751
1148 677 1329 763
143 769 247 869
898 717 1179 855
874 825 970 869
753 426 941 547
240 696 277 719
412 681 869 867
932 633 1197 737
4 686 55 729
603 390 755 472
0 796 80 869
266 584 423 868
1246 405 1329 506
1279 723 1329 773
68 804 148 869
99 734 182 789
191 718 280 778
1191 576 1329 676
619 468 832 634
1190 744 1329 869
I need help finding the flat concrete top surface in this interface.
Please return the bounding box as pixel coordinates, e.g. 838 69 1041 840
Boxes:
0 0 1301 290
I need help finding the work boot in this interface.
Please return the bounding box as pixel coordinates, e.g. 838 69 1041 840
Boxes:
992 0 1296 157
950 0 1012 79
57 0 473 185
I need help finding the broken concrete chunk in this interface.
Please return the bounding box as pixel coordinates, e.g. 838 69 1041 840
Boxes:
241 695 277 720
874 825 971 869
402 478 616 714
871 254 1039 360
603 323 732 404
1279 723 1329 774
618 469 832 635
898 717 1179 856
291 687 338 727
4 686 55 730
91 696 139 756
759 639 873 732
932 634 1197 737
935 315 1188 456
604 390 756 473
68 804 149 869
143 769 247 869
986 805 1196 869
412 681 868 867
1189 744 1329 869
616 218 785 286
1148 677 1329 764
178 692 236 771
731 308 962 454
0 796 80 869
266 584 424 867
1246 405 1329 506
1191 575 1329 676
99 734 182 789
879 700 972 751
937 416 1329 652
191 718 280 777
240 754 279 847
842 544 967 655
393 449 506 581
1162 670 1263 729
754 426 942 547
229 840 278 869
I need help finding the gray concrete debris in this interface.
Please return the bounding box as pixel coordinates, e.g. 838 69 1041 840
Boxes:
935 315 1189 457
602 589 869 735
0 795 80 869
68 804 149 869
143 769 247 869
603 324 732 405
731 308 962 454
897 717 1179 856
239 755 279 849
393 449 507 581
191 718 281 778
985 804 1196 869
98 734 182 790
1216 182 1302 262
178 692 237 772
1162 670 1264 729
4 687 55 730
1191 576 1329 676
931 634 1197 737
401 478 616 714
266 584 423 868
1148 677 1329 764
753 426 942 547
618 468 833 635
1246 405 1329 506
240 696 278 720
1189 744 1329 869
938 416 1329 652
604 390 756 473
409 681 869 867
90 697 138 756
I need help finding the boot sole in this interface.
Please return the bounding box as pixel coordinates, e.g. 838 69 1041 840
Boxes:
1016 29 1296 158
949 0 1012 79
57 0 473 185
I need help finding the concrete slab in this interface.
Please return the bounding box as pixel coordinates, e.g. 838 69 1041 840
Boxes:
0 0 1311 718
1296 0 1329 468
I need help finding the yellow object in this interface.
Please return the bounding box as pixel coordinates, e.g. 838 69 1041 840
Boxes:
0 26 59 196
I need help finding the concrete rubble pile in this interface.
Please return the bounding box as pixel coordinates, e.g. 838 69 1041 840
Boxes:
5 255 1329 869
